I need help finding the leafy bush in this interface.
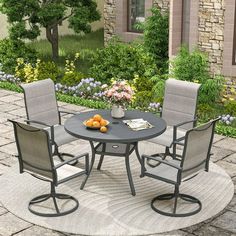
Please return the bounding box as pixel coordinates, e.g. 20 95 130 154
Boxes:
89 40 157 84
60 53 85 86
60 71 84 86
224 100 236 116
197 104 216 121
222 80 236 102
132 74 154 108
0 39 37 73
132 91 153 109
171 46 209 83
140 7 169 72
171 46 223 104
199 75 223 104
15 58 60 83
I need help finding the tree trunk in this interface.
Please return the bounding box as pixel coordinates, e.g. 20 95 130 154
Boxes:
46 24 59 61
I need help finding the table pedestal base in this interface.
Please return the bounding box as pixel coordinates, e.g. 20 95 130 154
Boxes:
80 141 142 196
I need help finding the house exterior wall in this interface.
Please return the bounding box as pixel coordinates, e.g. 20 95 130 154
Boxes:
198 0 235 94
169 0 235 93
104 0 169 44
198 0 225 75
0 0 104 40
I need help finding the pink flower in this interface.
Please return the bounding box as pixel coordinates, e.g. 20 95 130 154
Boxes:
105 80 134 105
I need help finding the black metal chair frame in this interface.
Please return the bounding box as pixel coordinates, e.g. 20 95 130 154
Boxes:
10 120 89 217
147 109 197 167
141 118 219 217
21 83 78 165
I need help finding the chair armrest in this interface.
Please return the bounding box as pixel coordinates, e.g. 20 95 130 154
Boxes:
59 110 77 116
173 118 197 129
25 119 53 128
142 154 182 170
58 110 77 125
25 119 55 143
54 153 89 172
173 118 197 142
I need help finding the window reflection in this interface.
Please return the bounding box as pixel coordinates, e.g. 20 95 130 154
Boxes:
128 0 145 32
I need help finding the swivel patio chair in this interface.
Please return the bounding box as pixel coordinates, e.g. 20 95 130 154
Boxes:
9 120 89 217
148 79 201 166
21 79 78 164
141 118 219 217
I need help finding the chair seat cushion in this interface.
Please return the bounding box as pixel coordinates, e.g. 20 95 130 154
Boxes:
145 159 181 183
149 126 186 147
54 160 84 182
45 125 77 146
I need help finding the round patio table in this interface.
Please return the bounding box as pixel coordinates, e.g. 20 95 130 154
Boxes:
65 110 166 196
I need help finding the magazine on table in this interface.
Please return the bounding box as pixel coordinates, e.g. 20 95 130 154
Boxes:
123 118 154 131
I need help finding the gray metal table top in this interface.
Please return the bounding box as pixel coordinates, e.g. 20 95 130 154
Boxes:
65 110 166 143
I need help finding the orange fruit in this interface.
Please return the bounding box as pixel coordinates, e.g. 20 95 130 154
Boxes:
100 126 108 133
86 120 93 127
92 121 100 128
93 114 102 122
100 119 107 126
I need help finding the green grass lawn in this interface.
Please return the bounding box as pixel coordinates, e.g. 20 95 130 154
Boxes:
28 29 104 75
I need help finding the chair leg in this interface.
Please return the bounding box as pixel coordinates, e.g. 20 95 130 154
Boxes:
173 185 179 214
172 143 177 159
54 145 78 166
28 182 79 217
146 147 169 168
151 184 202 217
80 147 96 190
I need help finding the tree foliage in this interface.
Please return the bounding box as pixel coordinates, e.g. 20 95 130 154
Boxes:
0 0 100 60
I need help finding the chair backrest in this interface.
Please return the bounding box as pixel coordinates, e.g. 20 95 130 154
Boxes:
180 118 219 180
10 120 55 181
21 79 59 126
162 79 201 129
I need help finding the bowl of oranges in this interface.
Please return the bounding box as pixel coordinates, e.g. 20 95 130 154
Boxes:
83 114 109 133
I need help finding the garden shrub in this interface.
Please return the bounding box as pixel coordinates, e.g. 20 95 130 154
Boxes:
132 74 155 108
89 40 157 84
60 71 84 86
60 53 85 86
197 104 216 121
132 91 153 109
171 46 223 104
140 7 169 72
15 58 60 83
0 39 37 73
224 100 236 116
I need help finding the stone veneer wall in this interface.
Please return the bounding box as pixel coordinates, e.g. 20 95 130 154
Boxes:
104 0 116 44
153 0 170 11
198 0 225 75
198 0 235 98
104 0 169 44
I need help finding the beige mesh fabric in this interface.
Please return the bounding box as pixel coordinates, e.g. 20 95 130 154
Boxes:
161 79 201 130
21 79 59 126
14 122 54 181
149 126 186 147
44 125 76 146
180 121 215 179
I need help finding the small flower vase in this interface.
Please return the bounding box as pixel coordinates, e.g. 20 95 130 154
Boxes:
111 104 125 119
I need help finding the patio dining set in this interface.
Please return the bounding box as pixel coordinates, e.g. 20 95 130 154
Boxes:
8 78 220 218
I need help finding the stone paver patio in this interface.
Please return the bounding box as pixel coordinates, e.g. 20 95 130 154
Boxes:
0 88 235 236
